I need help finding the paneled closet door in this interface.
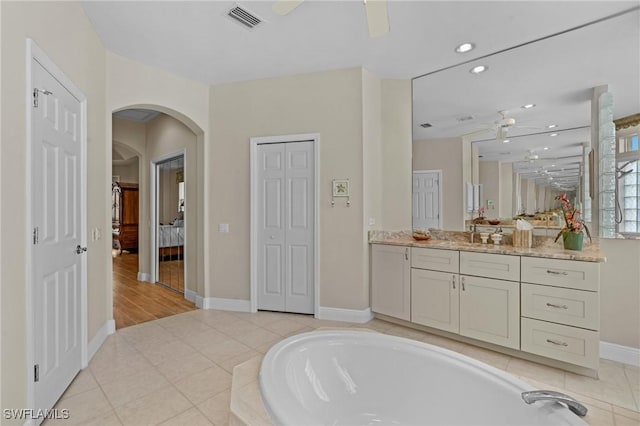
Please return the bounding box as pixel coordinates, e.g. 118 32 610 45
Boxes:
257 141 314 314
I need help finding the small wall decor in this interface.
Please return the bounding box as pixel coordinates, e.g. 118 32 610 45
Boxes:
331 179 351 207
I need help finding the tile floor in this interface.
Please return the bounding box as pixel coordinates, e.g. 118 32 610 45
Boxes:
46 309 639 426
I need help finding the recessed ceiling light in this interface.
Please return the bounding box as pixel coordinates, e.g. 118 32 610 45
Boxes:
521 104 536 109
543 147 549 150
547 124 557 129
455 42 475 53
470 65 487 74
502 139 510 144
550 133 558 137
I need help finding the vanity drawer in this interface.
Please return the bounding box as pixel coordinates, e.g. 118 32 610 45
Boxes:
521 257 599 291
521 318 599 369
460 251 520 281
411 247 459 273
521 283 599 330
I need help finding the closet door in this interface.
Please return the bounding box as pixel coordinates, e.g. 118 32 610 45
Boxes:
257 142 314 314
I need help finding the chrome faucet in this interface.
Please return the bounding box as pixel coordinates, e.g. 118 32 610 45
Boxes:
521 390 588 417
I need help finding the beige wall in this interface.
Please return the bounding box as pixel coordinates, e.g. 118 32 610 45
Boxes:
210 68 371 309
113 161 139 183
600 239 640 348
479 161 500 217
107 52 210 297
413 138 466 230
500 162 513 217
147 115 197 294
1 1 107 417
381 80 412 230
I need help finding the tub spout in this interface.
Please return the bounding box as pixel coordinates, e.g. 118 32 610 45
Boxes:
521 390 588 417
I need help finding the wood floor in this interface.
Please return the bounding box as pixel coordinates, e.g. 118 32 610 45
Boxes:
113 252 196 329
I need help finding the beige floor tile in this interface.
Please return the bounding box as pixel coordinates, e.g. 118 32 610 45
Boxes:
614 412 640 425
216 321 265 338
115 385 193 426
361 318 396 332
581 402 615 426
233 356 263 388
156 352 216 383
624 366 640 392
162 318 215 338
174 365 232 405
384 325 428 341
461 346 512 370
118 322 175 346
197 310 244 328
507 357 566 388
53 388 113 425
180 328 233 351
90 352 155 386
262 318 309 336
59 368 99 399
235 311 286 327
565 372 637 412
613 404 640 421
136 338 197 366
598 360 634 386
236 381 271 422
100 368 170 407
218 350 262 373
44 409 122 426
158 407 213 426
197 389 231 426
420 333 470 353
199 337 253 364
233 328 282 350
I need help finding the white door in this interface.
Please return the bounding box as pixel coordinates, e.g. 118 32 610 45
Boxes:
257 142 314 314
31 58 84 412
413 171 440 229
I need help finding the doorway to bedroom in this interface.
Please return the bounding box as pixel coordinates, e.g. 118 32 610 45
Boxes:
154 154 186 293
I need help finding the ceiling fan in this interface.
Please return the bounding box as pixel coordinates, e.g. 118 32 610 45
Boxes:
463 110 542 142
272 0 389 37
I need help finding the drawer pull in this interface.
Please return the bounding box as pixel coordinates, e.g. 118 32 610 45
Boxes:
546 302 569 310
546 339 569 347
452 275 456 289
546 269 568 276
405 248 409 261
461 276 466 291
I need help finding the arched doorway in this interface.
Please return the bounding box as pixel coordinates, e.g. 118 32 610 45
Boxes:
111 106 205 328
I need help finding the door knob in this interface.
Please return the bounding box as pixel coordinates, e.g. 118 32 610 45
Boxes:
75 245 87 254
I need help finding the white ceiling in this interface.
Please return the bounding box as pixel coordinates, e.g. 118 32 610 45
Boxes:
84 0 640 190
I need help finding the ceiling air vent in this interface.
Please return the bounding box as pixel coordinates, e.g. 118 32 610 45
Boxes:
228 5 263 29
419 123 432 128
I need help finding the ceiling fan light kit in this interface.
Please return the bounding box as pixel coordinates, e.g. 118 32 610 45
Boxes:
455 42 475 53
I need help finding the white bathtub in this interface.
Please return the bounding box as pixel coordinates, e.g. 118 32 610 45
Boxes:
259 330 586 425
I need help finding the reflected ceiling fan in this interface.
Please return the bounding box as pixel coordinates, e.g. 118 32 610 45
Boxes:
463 110 542 142
272 0 389 37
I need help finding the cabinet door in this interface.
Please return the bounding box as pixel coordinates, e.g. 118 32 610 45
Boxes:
411 269 459 333
371 245 410 321
459 275 520 349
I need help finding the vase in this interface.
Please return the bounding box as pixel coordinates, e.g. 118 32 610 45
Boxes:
562 232 583 251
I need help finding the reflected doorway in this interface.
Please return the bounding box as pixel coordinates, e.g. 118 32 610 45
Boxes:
155 155 186 293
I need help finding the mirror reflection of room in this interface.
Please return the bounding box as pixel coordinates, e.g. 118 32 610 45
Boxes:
157 155 185 293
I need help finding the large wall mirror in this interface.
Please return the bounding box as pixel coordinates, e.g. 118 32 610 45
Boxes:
412 6 639 237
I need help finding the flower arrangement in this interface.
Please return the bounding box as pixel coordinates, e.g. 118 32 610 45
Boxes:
554 193 591 243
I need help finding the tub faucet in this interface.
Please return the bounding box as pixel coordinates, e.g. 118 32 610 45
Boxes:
521 390 588 417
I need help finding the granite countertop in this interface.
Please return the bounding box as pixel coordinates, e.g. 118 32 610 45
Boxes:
369 230 606 263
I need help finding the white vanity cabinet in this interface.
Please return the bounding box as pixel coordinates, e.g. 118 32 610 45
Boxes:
410 248 459 332
520 257 600 369
371 244 411 321
459 252 521 350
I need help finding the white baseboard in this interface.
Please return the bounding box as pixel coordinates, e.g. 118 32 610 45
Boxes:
87 319 115 364
184 288 197 304
137 272 152 282
203 297 252 312
600 341 640 367
317 306 373 324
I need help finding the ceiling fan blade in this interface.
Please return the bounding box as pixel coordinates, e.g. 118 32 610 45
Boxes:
365 0 389 37
462 127 494 140
272 0 304 16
